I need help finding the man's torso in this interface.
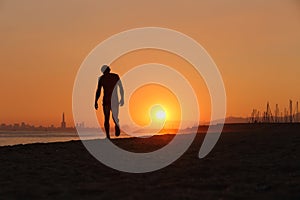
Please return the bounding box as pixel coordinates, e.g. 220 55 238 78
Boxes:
99 73 120 105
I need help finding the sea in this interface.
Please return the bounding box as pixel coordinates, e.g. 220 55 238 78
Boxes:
0 130 174 147
0 131 103 147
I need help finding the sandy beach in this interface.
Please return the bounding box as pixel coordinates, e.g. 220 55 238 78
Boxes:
0 124 299 199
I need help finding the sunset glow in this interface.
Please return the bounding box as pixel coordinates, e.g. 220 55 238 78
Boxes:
0 1 299 127
127 84 181 129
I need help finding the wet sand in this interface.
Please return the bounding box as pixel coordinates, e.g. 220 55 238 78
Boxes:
0 124 299 199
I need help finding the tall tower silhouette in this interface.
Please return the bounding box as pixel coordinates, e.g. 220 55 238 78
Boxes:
61 112 66 128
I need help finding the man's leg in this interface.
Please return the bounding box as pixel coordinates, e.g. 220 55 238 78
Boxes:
103 105 111 139
111 102 120 137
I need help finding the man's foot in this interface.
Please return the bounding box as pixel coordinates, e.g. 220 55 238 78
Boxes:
115 126 120 137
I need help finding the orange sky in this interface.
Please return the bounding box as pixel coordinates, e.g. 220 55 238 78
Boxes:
0 0 300 126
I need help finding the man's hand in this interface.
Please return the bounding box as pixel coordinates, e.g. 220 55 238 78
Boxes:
119 98 124 107
94 102 98 110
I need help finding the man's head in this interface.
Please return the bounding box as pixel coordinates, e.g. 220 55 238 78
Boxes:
101 65 111 74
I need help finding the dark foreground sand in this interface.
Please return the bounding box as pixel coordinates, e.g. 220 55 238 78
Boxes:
0 124 299 199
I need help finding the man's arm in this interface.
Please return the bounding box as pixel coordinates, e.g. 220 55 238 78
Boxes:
95 77 102 110
118 79 124 106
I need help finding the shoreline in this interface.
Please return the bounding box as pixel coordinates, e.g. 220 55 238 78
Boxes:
1 123 300 147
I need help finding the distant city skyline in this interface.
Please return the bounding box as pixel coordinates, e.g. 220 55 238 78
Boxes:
1 99 299 130
0 112 72 129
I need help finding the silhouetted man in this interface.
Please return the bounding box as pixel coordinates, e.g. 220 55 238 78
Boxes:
95 65 124 139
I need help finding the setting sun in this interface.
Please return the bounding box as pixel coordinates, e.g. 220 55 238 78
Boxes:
126 84 181 129
149 104 167 122
155 110 166 120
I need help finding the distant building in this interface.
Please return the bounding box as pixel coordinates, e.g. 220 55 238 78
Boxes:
61 112 66 128
13 123 20 128
76 122 85 128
